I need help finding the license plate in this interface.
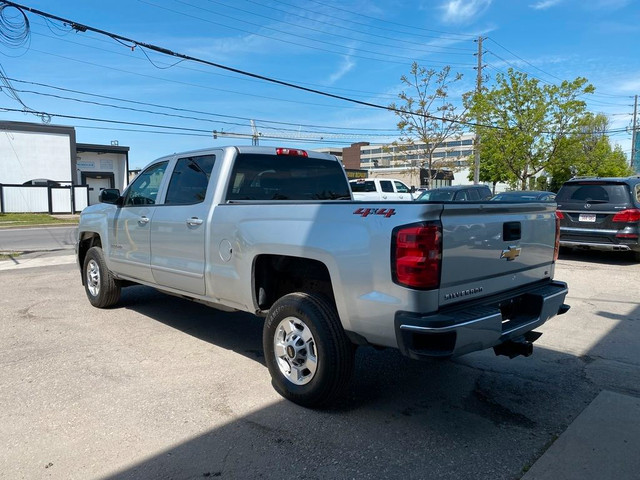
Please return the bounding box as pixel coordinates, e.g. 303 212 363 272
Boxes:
579 214 596 222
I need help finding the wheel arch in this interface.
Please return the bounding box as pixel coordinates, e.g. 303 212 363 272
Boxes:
253 254 335 313
77 232 102 285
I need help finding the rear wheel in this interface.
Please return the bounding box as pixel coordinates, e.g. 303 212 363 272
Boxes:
83 246 121 308
263 292 355 408
633 250 640 262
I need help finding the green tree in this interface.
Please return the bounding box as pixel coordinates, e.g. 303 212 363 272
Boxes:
390 63 467 188
465 68 594 190
547 113 632 189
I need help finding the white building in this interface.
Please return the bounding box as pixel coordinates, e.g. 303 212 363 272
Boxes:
0 121 129 212
359 133 475 171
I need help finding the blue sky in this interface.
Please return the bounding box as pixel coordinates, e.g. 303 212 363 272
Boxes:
0 0 638 169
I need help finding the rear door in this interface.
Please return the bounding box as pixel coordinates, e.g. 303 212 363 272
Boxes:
150 153 218 296
438 202 557 306
379 180 397 200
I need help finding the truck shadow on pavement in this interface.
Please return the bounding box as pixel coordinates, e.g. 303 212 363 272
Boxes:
118 285 267 364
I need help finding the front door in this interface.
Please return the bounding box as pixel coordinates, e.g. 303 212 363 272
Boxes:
150 154 217 296
109 161 168 283
86 176 113 205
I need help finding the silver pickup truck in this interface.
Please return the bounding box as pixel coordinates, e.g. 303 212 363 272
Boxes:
77 146 569 407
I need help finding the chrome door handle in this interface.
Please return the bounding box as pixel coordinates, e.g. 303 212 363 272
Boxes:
138 216 150 224
186 217 204 226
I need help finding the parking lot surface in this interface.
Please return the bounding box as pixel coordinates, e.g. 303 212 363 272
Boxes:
1 250 638 479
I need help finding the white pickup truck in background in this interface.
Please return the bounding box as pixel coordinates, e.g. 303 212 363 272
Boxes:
77 146 569 408
349 178 415 201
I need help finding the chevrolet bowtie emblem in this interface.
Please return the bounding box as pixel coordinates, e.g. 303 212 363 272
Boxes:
500 245 521 261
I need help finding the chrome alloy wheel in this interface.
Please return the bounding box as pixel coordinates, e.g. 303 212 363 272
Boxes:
273 316 318 385
86 259 100 297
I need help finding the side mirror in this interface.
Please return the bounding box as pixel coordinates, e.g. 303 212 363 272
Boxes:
99 188 121 205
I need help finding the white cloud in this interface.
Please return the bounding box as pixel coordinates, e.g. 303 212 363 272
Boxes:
530 0 563 10
615 77 640 93
440 0 492 24
328 56 356 85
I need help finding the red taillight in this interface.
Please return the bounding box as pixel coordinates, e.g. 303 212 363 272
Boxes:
612 209 640 223
392 224 441 289
276 148 308 157
554 211 561 261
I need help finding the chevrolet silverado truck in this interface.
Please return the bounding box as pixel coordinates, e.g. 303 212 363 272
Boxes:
76 146 570 407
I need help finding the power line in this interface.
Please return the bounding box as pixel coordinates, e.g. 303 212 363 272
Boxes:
29 26 403 102
0 106 400 145
29 25 409 102
139 0 475 67
0 1 482 129
7 77 400 132
11 85 404 138
172 0 474 57
486 36 633 100
2 2 627 137
232 0 475 53
302 0 476 39
484 52 633 108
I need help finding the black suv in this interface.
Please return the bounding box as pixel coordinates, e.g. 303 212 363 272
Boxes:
415 184 493 201
556 176 640 261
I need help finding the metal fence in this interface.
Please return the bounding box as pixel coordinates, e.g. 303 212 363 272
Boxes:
0 184 89 214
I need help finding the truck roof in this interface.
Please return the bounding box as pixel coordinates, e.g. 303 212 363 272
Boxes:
152 146 340 163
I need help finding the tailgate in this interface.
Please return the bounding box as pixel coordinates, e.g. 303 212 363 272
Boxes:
438 202 557 307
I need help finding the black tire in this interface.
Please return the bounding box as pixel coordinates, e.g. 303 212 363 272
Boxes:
633 250 640 262
83 246 121 308
263 292 355 408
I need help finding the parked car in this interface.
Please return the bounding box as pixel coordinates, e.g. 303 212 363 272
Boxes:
349 178 414 201
556 176 640 261
415 184 493 202
491 191 556 202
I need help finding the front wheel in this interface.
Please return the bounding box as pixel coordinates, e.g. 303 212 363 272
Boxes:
263 292 355 408
83 246 121 308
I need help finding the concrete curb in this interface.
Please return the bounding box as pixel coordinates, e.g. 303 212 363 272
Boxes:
522 390 640 479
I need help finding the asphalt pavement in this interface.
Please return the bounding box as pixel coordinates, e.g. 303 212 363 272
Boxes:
1 247 638 479
0 225 77 253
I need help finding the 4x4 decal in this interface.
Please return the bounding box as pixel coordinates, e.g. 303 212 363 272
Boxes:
353 207 396 218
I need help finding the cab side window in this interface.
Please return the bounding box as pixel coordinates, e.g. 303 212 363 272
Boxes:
454 190 469 201
394 181 410 193
165 155 216 205
467 189 480 201
380 180 394 193
124 161 168 206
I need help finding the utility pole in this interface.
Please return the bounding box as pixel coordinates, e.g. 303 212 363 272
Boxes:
473 36 484 184
632 95 638 171
251 119 260 146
